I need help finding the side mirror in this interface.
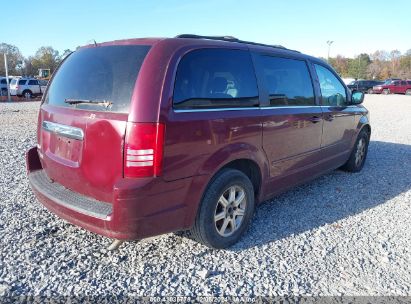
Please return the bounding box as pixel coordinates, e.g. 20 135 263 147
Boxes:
351 91 364 105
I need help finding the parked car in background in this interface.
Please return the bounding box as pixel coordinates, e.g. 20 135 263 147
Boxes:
26 35 371 249
347 80 384 94
0 77 13 95
342 78 355 85
384 78 401 83
9 77 47 98
373 80 411 95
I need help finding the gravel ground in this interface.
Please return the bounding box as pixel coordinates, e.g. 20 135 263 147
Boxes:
0 95 410 299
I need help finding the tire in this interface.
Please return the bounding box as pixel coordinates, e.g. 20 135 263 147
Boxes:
405 89 411 96
22 90 32 99
382 89 390 95
188 169 255 249
341 128 370 172
367 88 373 94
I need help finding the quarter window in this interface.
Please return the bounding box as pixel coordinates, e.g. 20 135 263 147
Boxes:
18 79 26 85
314 64 347 106
255 55 315 106
173 49 259 109
28 80 38 85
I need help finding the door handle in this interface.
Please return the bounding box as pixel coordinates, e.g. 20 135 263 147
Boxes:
325 114 335 121
309 116 322 123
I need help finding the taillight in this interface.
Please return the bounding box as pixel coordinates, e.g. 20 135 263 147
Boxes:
15 86 19 90
124 122 165 178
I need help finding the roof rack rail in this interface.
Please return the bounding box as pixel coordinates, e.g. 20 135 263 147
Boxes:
175 34 299 53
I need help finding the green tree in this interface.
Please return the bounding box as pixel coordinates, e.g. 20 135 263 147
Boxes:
60 49 72 60
390 50 401 76
329 55 349 77
22 56 37 76
347 54 370 79
30 46 61 75
399 52 411 79
0 43 24 75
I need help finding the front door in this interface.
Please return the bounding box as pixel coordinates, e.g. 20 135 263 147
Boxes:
314 64 356 159
254 54 323 180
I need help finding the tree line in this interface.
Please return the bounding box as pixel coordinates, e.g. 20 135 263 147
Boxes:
324 50 411 80
0 43 71 77
1 42 411 81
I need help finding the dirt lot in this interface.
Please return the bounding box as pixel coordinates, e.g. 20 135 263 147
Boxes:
0 94 410 299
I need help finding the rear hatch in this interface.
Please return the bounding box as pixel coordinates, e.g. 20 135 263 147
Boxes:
38 45 150 202
9 78 20 92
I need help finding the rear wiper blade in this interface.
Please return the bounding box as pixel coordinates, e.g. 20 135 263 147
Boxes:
64 98 112 108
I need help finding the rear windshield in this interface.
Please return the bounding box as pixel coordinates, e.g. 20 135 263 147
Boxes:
45 45 151 113
10 79 17 85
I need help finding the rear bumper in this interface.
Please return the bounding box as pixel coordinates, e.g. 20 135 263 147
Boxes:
26 146 204 240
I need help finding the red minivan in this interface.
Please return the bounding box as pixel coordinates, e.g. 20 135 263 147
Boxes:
26 35 370 249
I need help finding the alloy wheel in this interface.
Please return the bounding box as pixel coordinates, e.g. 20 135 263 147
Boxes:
214 185 247 237
355 138 366 167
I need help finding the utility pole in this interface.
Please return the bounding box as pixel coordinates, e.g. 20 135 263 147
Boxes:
3 53 11 102
326 40 334 62
357 55 361 80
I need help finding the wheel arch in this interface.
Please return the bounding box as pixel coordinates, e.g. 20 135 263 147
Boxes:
198 143 268 202
182 146 268 229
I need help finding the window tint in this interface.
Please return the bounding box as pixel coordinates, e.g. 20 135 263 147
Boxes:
18 79 26 85
28 80 38 85
0 79 6 84
45 45 150 113
401 81 406 86
407 81 411 85
314 64 347 106
255 55 315 106
173 49 258 109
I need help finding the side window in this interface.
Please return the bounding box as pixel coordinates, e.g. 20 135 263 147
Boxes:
401 81 406 86
28 80 38 85
314 64 347 107
18 79 27 85
0 79 6 84
173 49 259 109
255 55 315 106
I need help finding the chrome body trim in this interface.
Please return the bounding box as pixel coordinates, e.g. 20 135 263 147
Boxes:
42 121 84 140
173 104 359 113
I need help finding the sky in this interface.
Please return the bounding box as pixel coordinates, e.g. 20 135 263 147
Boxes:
1 0 410 58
